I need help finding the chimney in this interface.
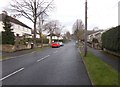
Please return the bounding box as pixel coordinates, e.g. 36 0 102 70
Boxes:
2 10 8 15
13 15 16 19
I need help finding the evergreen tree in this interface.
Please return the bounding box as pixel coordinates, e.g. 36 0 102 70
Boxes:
2 15 15 45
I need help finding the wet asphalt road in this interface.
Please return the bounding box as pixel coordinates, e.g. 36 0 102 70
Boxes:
1 41 92 85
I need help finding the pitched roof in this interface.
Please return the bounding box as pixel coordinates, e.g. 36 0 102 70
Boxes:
87 30 103 35
0 13 32 30
47 33 60 36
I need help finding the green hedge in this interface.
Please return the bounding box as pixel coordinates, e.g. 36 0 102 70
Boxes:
20 38 49 44
35 38 49 44
42 39 49 44
101 26 120 52
53 39 64 42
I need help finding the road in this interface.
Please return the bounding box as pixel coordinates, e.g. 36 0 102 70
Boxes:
1 41 92 85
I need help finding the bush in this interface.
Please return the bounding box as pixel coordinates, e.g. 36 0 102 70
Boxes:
21 38 49 45
43 39 49 44
53 39 64 42
101 26 120 52
36 38 41 44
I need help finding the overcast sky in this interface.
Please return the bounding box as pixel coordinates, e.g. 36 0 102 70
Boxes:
0 0 119 33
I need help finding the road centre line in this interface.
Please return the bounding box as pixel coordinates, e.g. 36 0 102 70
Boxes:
53 51 58 53
0 68 24 81
37 55 50 62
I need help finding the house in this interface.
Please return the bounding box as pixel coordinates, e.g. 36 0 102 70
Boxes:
0 12 33 52
87 30 107 49
0 12 32 38
87 30 105 43
47 33 63 44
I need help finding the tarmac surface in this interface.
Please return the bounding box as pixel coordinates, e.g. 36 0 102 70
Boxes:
1 41 92 85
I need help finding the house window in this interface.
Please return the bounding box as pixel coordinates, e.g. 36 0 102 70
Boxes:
16 34 19 37
23 27 24 31
23 27 26 31
25 28 27 32
18 25 20 29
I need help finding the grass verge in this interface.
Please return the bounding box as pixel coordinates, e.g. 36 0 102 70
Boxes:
82 51 119 85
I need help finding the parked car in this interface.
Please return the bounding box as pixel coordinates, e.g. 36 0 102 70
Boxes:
51 42 60 48
59 42 64 46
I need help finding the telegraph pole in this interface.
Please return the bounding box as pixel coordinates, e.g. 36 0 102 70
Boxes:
84 0 87 57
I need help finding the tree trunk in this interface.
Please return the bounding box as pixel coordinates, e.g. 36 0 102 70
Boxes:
40 32 43 48
50 33 52 44
33 21 36 48
33 0 37 48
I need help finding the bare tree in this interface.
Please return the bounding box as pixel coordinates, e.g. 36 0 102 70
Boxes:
72 19 84 41
38 13 43 47
43 20 62 44
9 0 54 48
65 31 71 40
54 24 64 36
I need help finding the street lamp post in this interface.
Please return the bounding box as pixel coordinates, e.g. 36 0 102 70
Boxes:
84 0 87 57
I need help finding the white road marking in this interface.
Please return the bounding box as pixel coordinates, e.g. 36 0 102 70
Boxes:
0 68 24 81
37 55 50 62
53 51 58 53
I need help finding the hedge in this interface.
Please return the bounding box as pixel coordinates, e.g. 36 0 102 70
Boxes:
28 38 48 44
20 38 49 45
101 26 120 52
53 39 64 42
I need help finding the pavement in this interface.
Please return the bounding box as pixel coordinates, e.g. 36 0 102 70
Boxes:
1 41 92 85
87 46 120 72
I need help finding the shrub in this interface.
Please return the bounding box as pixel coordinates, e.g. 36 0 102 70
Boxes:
52 39 64 42
43 39 49 44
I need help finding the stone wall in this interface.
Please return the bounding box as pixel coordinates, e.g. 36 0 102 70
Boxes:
2 44 15 52
1 44 31 52
1 43 49 53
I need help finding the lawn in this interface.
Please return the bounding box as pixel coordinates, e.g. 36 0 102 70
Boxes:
82 51 119 85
